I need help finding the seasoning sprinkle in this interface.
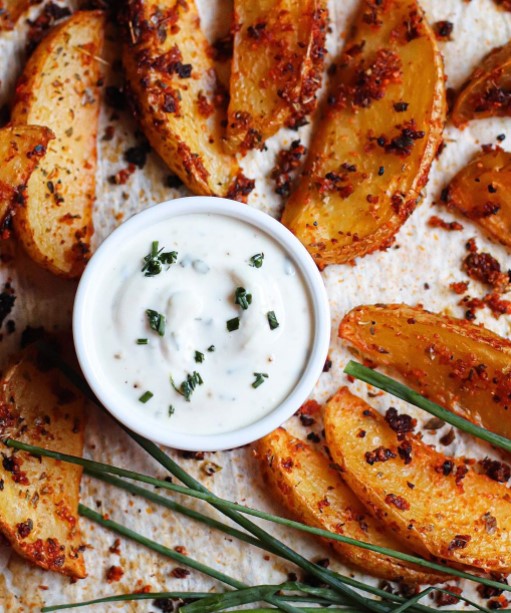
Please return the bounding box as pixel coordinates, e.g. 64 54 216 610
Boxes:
234 287 252 310
226 317 240 332
168 405 175 417
194 351 205 363
146 309 166 336
136 338 148 345
267 311 279 330
249 253 264 268
252 372 269 388
139 391 153 403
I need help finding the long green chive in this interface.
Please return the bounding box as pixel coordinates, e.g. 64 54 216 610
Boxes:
344 360 511 455
146 309 165 336
249 253 264 268
267 311 279 330
41 592 212 612
252 372 268 388
235 287 252 310
170 371 203 402
138 391 153 403
226 317 240 332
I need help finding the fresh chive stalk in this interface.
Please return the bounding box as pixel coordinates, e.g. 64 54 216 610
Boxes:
41 592 212 612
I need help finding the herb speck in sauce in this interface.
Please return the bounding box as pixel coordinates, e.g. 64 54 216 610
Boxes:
252 373 269 388
234 287 252 310
170 371 204 402
195 350 205 363
136 338 148 345
207 345 215 352
142 241 178 277
249 253 264 268
139 391 153 403
267 311 279 330
226 317 240 332
146 309 166 336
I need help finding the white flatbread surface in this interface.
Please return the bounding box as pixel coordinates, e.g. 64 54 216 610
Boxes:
1 0 511 610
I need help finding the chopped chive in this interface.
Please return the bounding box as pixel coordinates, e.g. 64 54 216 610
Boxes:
170 372 203 402
146 309 166 336
227 317 240 332
235 287 252 310
249 253 264 268
207 345 215 352
136 338 148 345
139 391 153 403
168 405 175 417
159 251 178 265
252 372 269 389
141 241 178 276
267 311 279 330
194 351 205 363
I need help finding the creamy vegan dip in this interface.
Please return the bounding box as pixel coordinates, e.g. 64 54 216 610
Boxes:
92 213 313 435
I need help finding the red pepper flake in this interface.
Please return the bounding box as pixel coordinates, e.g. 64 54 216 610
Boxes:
17 519 33 538
480 458 511 482
448 534 471 550
2 452 28 485
397 440 413 465
463 250 510 292
385 493 410 510
170 567 190 579
450 281 469 295
226 173 255 204
317 496 330 512
109 538 121 555
109 164 136 186
106 565 124 582
197 92 214 118
297 399 322 417
435 585 462 606
271 140 307 197
384 407 416 434
365 446 396 465
375 120 425 157
174 545 188 555
428 215 463 231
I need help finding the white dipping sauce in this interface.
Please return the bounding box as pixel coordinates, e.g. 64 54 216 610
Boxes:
93 213 313 435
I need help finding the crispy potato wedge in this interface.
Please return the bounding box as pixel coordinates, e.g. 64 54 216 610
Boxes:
445 146 511 248
0 0 32 30
281 0 446 268
0 125 54 225
225 0 328 154
325 388 511 572
339 303 511 439
122 0 251 198
452 41 511 127
255 428 447 583
0 352 86 578
11 10 105 279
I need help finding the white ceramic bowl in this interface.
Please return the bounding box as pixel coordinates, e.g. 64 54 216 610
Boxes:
73 197 330 451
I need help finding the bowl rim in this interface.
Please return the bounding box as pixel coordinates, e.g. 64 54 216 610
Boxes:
73 196 330 451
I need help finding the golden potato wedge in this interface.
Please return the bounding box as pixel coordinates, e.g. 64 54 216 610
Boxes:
11 10 105 278
281 0 446 268
325 388 511 572
0 125 54 226
122 0 251 198
452 41 511 127
339 303 511 439
226 0 328 153
0 0 32 30
255 428 447 583
445 146 511 249
0 351 86 578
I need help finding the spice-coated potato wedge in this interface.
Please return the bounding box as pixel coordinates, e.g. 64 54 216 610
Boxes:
445 146 511 249
325 388 511 572
452 41 511 127
11 11 105 278
281 0 446 268
0 125 54 225
122 0 252 199
0 352 86 578
0 0 32 30
339 303 511 440
226 0 328 154
255 428 447 583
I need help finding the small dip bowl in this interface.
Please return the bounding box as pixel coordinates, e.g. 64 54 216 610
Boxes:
73 197 330 451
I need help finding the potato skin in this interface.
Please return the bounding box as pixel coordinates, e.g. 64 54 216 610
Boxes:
122 0 249 198
325 388 511 572
281 0 446 268
452 41 511 127
0 0 32 30
254 428 447 583
446 146 511 249
0 352 86 578
0 125 54 226
339 303 511 439
11 11 105 279
226 0 328 154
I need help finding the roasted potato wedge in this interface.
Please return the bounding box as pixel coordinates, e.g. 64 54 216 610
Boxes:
255 428 447 583
226 0 328 153
0 352 86 578
445 146 511 248
281 0 446 268
122 0 251 198
0 125 54 225
325 388 511 572
339 303 511 440
0 0 32 30
452 41 511 127
11 10 105 279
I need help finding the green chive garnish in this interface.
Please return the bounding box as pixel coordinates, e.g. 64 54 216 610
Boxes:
141 241 177 276
146 309 166 336
267 311 279 330
168 405 175 417
234 287 252 310
139 391 153 403
194 351 205 363
170 371 203 402
207 345 215 352
226 317 240 332
249 253 264 268
252 372 268 388
136 338 148 345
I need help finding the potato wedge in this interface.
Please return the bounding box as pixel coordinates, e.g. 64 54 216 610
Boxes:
0 125 54 226
0 352 86 578
452 41 511 127
445 146 511 249
11 10 105 279
281 0 446 268
225 0 328 153
0 0 32 30
325 388 511 572
255 428 447 583
122 0 251 198
339 303 511 439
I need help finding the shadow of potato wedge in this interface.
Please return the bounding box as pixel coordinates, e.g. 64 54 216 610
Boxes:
254 428 447 583
11 10 105 279
225 0 328 154
281 0 445 268
0 351 86 578
452 41 511 127
122 0 253 199
339 303 511 440
0 125 54 225
325 387 511 572
445 146 511 249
